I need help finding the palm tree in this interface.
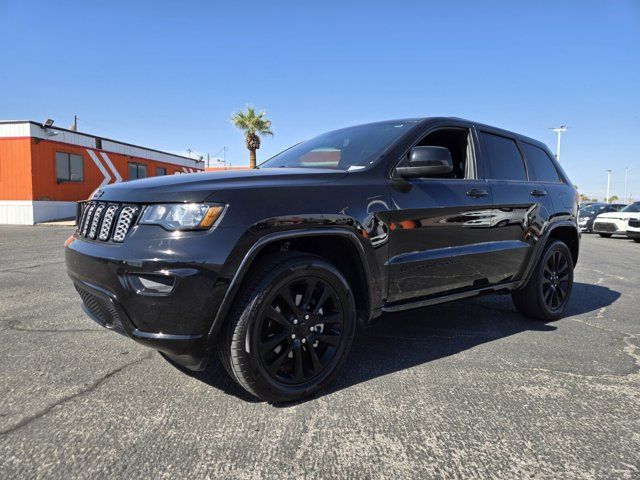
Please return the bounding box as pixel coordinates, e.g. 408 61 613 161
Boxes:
231 107 273 169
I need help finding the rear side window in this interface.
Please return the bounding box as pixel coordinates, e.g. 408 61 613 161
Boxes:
480 132 527 181
521 143 561 183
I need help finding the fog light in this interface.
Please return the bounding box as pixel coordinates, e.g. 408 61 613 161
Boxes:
127 273 175 295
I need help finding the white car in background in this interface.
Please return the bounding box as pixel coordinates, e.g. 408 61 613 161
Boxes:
593 201 640 238
626 216 640 243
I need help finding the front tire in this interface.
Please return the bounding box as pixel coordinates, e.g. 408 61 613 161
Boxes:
217 252 356 403
512 240 574 321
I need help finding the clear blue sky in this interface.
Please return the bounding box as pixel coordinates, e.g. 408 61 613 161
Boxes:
1 0 638 200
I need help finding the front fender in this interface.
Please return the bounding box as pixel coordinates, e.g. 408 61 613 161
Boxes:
207 225 382 341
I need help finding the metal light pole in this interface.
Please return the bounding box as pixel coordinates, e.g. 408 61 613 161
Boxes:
551 126 568 162
624 167 629 203
605 169 612 203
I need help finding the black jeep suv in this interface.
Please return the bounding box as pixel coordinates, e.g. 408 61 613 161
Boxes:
66 118 579 402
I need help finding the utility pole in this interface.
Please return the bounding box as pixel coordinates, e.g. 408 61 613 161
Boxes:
624 167 629 203
605 169 612 203
212 146 229 169
551 126 568 162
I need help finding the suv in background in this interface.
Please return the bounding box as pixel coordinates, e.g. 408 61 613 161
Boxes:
627 216 640 243
66 117 580 402
593 201 640 237
578 202 627 233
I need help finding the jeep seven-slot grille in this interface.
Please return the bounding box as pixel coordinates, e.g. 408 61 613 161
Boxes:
77 201 140 242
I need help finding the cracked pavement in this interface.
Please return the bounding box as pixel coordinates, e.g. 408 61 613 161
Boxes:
0 225 638 479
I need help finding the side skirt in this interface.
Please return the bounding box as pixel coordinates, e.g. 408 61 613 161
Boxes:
381 281 520 313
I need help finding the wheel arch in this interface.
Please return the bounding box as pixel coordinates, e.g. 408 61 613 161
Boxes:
517 221 580 289
547 223 580 266
208 229 378 340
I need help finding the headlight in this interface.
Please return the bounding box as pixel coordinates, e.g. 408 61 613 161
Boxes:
140 203 225 231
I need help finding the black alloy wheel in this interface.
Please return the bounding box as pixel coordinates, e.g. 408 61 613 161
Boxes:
256 276 345 385
512 240 574 321
218 252 356 403
541 250 571 312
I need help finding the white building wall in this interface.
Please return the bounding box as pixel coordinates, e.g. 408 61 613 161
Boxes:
0 200 76 225
0 122 31 137
28 123 96 148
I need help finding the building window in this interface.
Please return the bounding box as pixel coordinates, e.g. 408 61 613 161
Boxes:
128 162 147 180
156 167 167 176
56 152 84 182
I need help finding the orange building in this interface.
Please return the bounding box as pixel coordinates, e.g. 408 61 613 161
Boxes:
0 120 204 224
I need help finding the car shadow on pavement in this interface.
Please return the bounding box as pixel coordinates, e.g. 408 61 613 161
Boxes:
173 282 620 404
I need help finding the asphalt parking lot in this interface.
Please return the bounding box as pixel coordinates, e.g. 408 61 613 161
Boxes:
0 226 638 479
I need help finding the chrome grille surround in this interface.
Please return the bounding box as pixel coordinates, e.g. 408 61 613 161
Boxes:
81 203 97 236
112 206 139 242
88 204 105 239
98 205 119 241
76 202 139 243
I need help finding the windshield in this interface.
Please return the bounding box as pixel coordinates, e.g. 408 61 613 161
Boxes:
579 204 608 215
260 121 418 170
621 202 640 213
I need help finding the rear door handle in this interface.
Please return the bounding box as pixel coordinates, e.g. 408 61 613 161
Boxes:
466 188 489 198
530 189 547 197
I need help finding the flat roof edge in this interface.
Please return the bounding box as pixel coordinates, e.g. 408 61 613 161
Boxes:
0 120 202 164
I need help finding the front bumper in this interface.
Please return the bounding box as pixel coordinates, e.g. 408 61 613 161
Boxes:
65 232 235 370
577 218 593 232
71 276 208 369
626 227 640 239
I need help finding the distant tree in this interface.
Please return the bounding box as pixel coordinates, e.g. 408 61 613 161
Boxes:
231 107 273 169
608 195 619 203
579 193 590 202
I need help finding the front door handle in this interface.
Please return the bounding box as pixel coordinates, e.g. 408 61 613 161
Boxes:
530 189 547 197
466 188 489 198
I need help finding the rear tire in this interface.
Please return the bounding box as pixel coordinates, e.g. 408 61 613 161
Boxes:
633 238 640 243
512 240 574 321
598 233 612 238
217 252 356 403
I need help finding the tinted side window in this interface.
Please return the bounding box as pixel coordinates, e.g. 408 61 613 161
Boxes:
480 132 527 181
521 143 561 183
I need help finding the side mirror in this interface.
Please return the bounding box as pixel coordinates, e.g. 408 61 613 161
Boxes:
395 146 453 179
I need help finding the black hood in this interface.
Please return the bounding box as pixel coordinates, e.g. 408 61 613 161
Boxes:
93 168 348 203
